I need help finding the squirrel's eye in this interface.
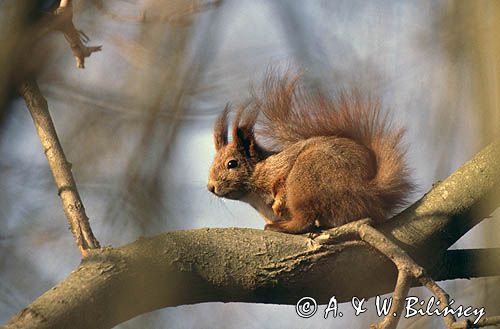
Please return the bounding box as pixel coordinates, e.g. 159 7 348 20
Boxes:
227 160 238 169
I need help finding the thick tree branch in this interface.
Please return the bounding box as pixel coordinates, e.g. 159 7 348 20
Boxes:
435 248 500 281
384 141 500 263
18 79 100 255
3 231 499 329
3 142 499 328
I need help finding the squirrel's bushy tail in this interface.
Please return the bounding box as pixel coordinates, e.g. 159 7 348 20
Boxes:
253 73 414 212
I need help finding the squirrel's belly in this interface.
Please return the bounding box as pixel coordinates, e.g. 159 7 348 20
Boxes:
240 192 279 224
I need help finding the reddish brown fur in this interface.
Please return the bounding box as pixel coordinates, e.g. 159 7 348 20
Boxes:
207 72 413 234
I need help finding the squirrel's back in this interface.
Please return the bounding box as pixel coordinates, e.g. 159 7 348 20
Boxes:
253 73 413 216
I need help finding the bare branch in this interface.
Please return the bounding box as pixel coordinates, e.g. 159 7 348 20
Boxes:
319 219 455 329
435 248 500 281
51 5 101 69
31 2 101 69
452 316 500 329
59 0 70 8
371 270 412 329
2 228 499 329
384 141 500 261
18 79 100 256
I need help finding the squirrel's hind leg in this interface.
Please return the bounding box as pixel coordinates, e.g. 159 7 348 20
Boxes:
264 212 314 234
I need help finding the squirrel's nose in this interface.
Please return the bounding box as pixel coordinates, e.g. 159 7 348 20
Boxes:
207 183 216 194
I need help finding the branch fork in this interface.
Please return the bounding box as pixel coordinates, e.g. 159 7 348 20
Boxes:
43 1 102 68
315 218 467 329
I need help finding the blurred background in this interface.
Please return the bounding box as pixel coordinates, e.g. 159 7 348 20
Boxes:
0 0 499 328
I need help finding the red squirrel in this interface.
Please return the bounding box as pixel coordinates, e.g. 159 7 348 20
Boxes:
207 72 413 234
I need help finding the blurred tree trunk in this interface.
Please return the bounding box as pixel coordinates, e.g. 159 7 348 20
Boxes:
438 3 500 314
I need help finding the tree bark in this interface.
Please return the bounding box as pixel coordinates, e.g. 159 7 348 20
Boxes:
3 142 499 329
19 79 100 254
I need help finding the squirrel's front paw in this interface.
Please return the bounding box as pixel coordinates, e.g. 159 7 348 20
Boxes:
271 200 284 217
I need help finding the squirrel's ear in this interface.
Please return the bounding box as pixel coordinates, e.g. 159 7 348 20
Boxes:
232 105 262 159
213 104 230 151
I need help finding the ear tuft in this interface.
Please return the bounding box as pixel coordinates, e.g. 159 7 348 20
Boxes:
213 104 230 150
232 103 262 159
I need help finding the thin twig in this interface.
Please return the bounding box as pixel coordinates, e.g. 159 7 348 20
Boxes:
50 4 101 69
318 218 456 329
18 79 100 256
319 221 500 329
371 270 412 329
452 315 500 329
59 0 70 8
